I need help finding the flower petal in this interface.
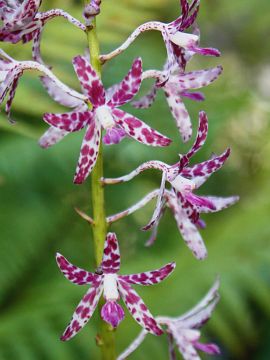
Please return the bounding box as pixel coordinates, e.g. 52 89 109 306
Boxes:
108 58 142 107
132 84 158 109
181 110 208 166
168 332 177 360
38 127 68 149
198 195 239 213
119 262 175 286
73 120 101 184
101 232 121 274
56 252 98 285
142 171 167 230
112 108 171 147
61 280 103 341
168 196 207 260
107 189 160 224
41 76 85 108
72 55 105 106
117 279 163 336
164 89 192 143
102 160 169 185
43 110 92 132
181 148 231 184
177 66 223 90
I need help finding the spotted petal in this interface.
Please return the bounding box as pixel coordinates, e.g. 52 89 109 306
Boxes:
61 279 103 341
117 279 163 336
112 108 171 147
41 76 85 108
101 232 121 274
72 55 105 106
109 58 142 107
177 66 223 90
164 88 192 142
56 253 98 285
43 110 92 132
181 148 231 183
197 195 239 213
180 111 208 168
119 262 175 286
132 84 158 109
39 127 68 149
73 120 101 184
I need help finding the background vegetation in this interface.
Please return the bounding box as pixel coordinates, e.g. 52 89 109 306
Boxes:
0 0 270 359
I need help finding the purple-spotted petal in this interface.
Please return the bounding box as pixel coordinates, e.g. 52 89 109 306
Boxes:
184 193 216 212
181 148 231 181
39 127 68 148
168 332 177 360
101 232 121 274
72 55 105 106
73 121 101 184
112 108 171 147
164 89 192 143
132 84 158 109
177 66 223 90
61 279 103 341
198 195 239 213
119 262 175 286
41 76 85 108
56 253 98 285
117 279 163 336
101 300 125 328
183 111 208 164
43 110 92 132
181 91 205 101
108 58 142 107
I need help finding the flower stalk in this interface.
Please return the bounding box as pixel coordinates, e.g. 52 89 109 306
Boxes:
84 11 116 360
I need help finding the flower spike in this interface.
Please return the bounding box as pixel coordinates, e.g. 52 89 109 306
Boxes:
104 112 239 259
117 279 220 360
57 232 175 340
43 55 171 184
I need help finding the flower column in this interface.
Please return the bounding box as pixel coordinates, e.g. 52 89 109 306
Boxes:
83 2 116 359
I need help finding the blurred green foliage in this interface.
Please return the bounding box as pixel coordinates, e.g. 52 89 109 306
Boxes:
1 0 270 359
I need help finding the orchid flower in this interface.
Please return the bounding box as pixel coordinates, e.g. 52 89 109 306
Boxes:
0 0 86 63
56 232 176 340
43 56 171 184
100 0 220 65
133 64 223 142
0 49 85 121
118 278 220 360
103 112 238 259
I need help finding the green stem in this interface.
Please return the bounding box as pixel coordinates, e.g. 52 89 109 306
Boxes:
84 12 116 360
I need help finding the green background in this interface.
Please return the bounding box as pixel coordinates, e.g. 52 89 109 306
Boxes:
1 0 270 359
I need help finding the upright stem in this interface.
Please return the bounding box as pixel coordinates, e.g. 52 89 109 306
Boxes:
84 13 116 360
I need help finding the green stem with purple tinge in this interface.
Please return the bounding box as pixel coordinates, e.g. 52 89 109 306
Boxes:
84 11 116 360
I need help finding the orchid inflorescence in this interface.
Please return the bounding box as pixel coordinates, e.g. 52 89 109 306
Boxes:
0 0 238 358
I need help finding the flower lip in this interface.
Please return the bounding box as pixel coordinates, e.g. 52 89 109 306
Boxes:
101 300 125 328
